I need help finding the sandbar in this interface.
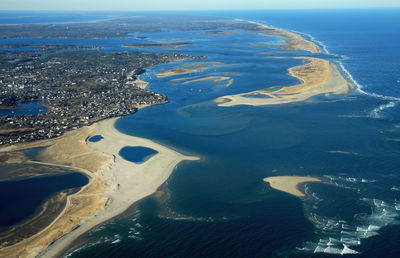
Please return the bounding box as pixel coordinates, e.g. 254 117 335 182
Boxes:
204 30 238 35
216 57 353 107
181 76 233 87
263 176 321 197
0 117 199 258
156 62 221 78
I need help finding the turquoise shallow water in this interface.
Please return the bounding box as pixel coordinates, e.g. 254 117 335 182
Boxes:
1 9 400 257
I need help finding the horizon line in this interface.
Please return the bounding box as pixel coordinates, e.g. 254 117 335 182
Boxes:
1 7 400 12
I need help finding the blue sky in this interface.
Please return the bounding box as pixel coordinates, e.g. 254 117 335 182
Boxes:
1 0 399 10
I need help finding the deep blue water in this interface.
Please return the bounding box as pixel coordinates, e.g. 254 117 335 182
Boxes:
0 172 88 229
119 146 158 164
1 9 400 257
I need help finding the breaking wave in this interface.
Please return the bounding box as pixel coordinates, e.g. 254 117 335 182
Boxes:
290 28 400 119
65 234 123 257
298 174 400 255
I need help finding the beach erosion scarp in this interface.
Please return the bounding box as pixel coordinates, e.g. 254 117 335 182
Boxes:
0 117 199 258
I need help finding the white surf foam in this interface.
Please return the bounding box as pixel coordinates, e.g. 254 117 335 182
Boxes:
300 31 400 117
134 222 143 228
341 244 360 254
340 236 361 246
128 235 144 240
324 246 342 254
111 239 121 244
161 215 216 222
324 175 375 185
65 234 119 257
301 195 400 255
369 101 398 118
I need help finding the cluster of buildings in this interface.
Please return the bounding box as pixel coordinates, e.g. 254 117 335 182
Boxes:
0 48 198 145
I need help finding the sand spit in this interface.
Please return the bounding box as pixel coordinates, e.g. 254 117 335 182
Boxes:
246 21 320 53
0 118 198 258
156 61 221 78
264 176 321 197
216 58 353 107
181 76 233 87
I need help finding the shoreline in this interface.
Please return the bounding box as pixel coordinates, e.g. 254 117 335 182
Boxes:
216 58 353 107
0 116 199 258
42 117 199 257
156 61 222 78
263 176 321 197
245 20 321 53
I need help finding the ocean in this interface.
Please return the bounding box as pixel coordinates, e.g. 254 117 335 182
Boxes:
1 9 400 257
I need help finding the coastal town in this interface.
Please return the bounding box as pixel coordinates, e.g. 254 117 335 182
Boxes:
0 46 201 145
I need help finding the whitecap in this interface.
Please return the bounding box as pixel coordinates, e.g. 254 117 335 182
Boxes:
340 237 360 246
313 245 325 253
361 178 376 183
128 235 143 240
341 245 360 254
327 237 340 246
369 101 397 119
324 246 342 254
368 225 381 231
111 239 121 244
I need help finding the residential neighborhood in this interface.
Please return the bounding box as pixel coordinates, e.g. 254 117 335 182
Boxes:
0 47 201 145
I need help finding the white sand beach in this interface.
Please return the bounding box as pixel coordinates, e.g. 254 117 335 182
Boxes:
0 117 199 258
216 58 353 107
41 118 199 257
264 176 321 197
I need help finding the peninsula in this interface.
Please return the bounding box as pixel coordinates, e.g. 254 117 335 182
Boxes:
216 57 353 106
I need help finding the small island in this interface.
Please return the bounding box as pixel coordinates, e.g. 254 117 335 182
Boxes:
263 176 321 197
